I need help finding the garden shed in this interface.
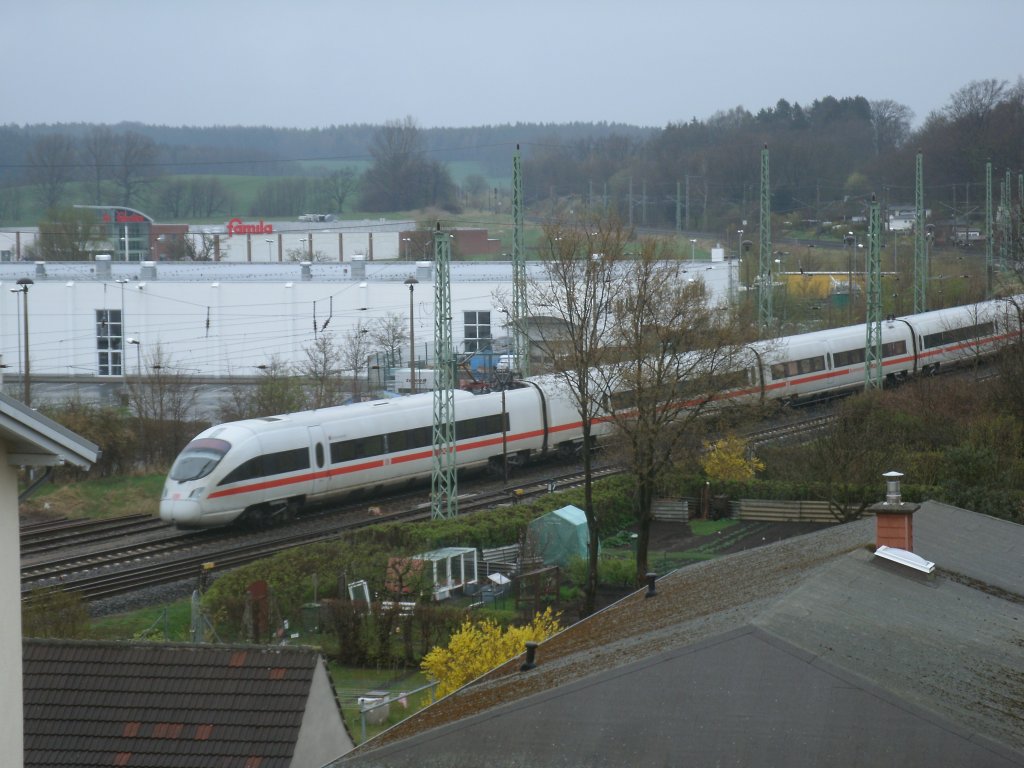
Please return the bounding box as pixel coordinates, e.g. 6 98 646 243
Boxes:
407 546 479 600
527 505 590 567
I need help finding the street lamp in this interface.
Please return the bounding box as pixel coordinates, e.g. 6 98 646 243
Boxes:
690 238 697 263
126 338 141 381
404 275 419 394
265 238 273 261
402 237 411 261
844 232 857 323
13 278 32 406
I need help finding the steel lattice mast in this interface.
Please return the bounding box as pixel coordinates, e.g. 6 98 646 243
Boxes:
914 151 927 314
431 223 458 520
512 145 529 377
986 160 994 299
865 196 883 390
758 145 773 335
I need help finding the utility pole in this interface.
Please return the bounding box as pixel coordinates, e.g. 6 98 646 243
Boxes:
758 145 772 335
865 196 883 390
986 160 993 299
512 145 529 377
914 151 927 313
431 223 458 520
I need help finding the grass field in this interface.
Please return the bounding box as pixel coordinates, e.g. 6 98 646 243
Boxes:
21 472 165 520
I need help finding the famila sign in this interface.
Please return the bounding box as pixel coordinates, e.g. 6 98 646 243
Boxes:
227 218 274 236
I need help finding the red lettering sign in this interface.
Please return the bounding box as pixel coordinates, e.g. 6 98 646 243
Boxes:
115 211 146 223
227 218 274 237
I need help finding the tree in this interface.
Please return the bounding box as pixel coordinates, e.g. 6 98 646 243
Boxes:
31 206 107 261
701 434 764 482
869 99 913 155
188 177 230 218
26 133 77 212
316 168 359 213
125 343 202 466
339 321 374 401
528 211 623 615
599 237 752 581
368 312 409 376
110 131 160 207
298 334 346 409
420 608 561 698
360 116 458 212
251 178 308 217
217 356 308 422
81 127 116 205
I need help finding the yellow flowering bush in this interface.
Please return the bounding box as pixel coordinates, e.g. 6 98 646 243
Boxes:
421 607 561 697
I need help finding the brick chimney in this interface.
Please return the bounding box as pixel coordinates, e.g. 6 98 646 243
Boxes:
870 471 920 551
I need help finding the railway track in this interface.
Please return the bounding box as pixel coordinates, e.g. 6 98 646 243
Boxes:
20 465 617 603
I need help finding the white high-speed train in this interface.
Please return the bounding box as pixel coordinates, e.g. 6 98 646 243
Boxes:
160 297 1022 528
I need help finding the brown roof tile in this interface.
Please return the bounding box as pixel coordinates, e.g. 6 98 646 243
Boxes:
23 639 335 768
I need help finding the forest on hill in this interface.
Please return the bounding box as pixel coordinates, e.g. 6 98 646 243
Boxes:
1 77 1021 235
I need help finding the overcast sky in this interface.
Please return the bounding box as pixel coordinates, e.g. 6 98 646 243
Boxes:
8 0 1023 131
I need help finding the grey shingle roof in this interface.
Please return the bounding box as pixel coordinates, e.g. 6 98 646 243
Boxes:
335 502 1024 767
23 639 342 768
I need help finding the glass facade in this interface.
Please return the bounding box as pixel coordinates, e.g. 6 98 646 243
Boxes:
96 309 123 376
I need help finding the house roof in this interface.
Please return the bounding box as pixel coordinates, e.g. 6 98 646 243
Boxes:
335 502 1024 767
0 391 99 469
23 639 348 768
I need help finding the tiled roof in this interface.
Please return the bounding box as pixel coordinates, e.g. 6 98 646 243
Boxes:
23 639 336 768
335 503 1024 767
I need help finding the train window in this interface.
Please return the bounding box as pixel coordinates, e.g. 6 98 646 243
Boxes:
330 435 385 463
315 443 324 468
221 447 311 485
833 348 867 367
881 340 908 358
169 438 231 481
221 456 264 485
263 447 310 475
770 355 825 380
922 321 994 349
456 413 509 440
386 426 432 455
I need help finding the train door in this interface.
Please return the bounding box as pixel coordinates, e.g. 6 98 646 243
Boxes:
307 425 328 499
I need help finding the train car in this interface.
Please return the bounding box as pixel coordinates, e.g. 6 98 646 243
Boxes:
161 297 1023 528
161 379 603 527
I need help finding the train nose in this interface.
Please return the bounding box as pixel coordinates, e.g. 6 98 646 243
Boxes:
159 495 203 526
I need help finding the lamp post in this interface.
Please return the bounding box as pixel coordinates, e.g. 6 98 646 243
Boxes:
402 237 411 261
126 338 141 382
690 238 697 262
844 232 856 324
265 238 273 261
14 278 32 406
404 275 419 394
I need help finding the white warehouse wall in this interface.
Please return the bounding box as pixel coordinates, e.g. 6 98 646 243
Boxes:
0 260 737 381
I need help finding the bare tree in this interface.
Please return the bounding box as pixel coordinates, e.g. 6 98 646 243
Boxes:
81 127 116 205
26 133 77 212
125 343 201 467
110 131 159 207
156 178 189 218
340 321 374 401
217 356 309 422
600 239 751 581
188 177 230 218
299 334 346 409
368 312 409 371
869 99 914 155
528 211 625 615
32 206 107 261
316 168 359 213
